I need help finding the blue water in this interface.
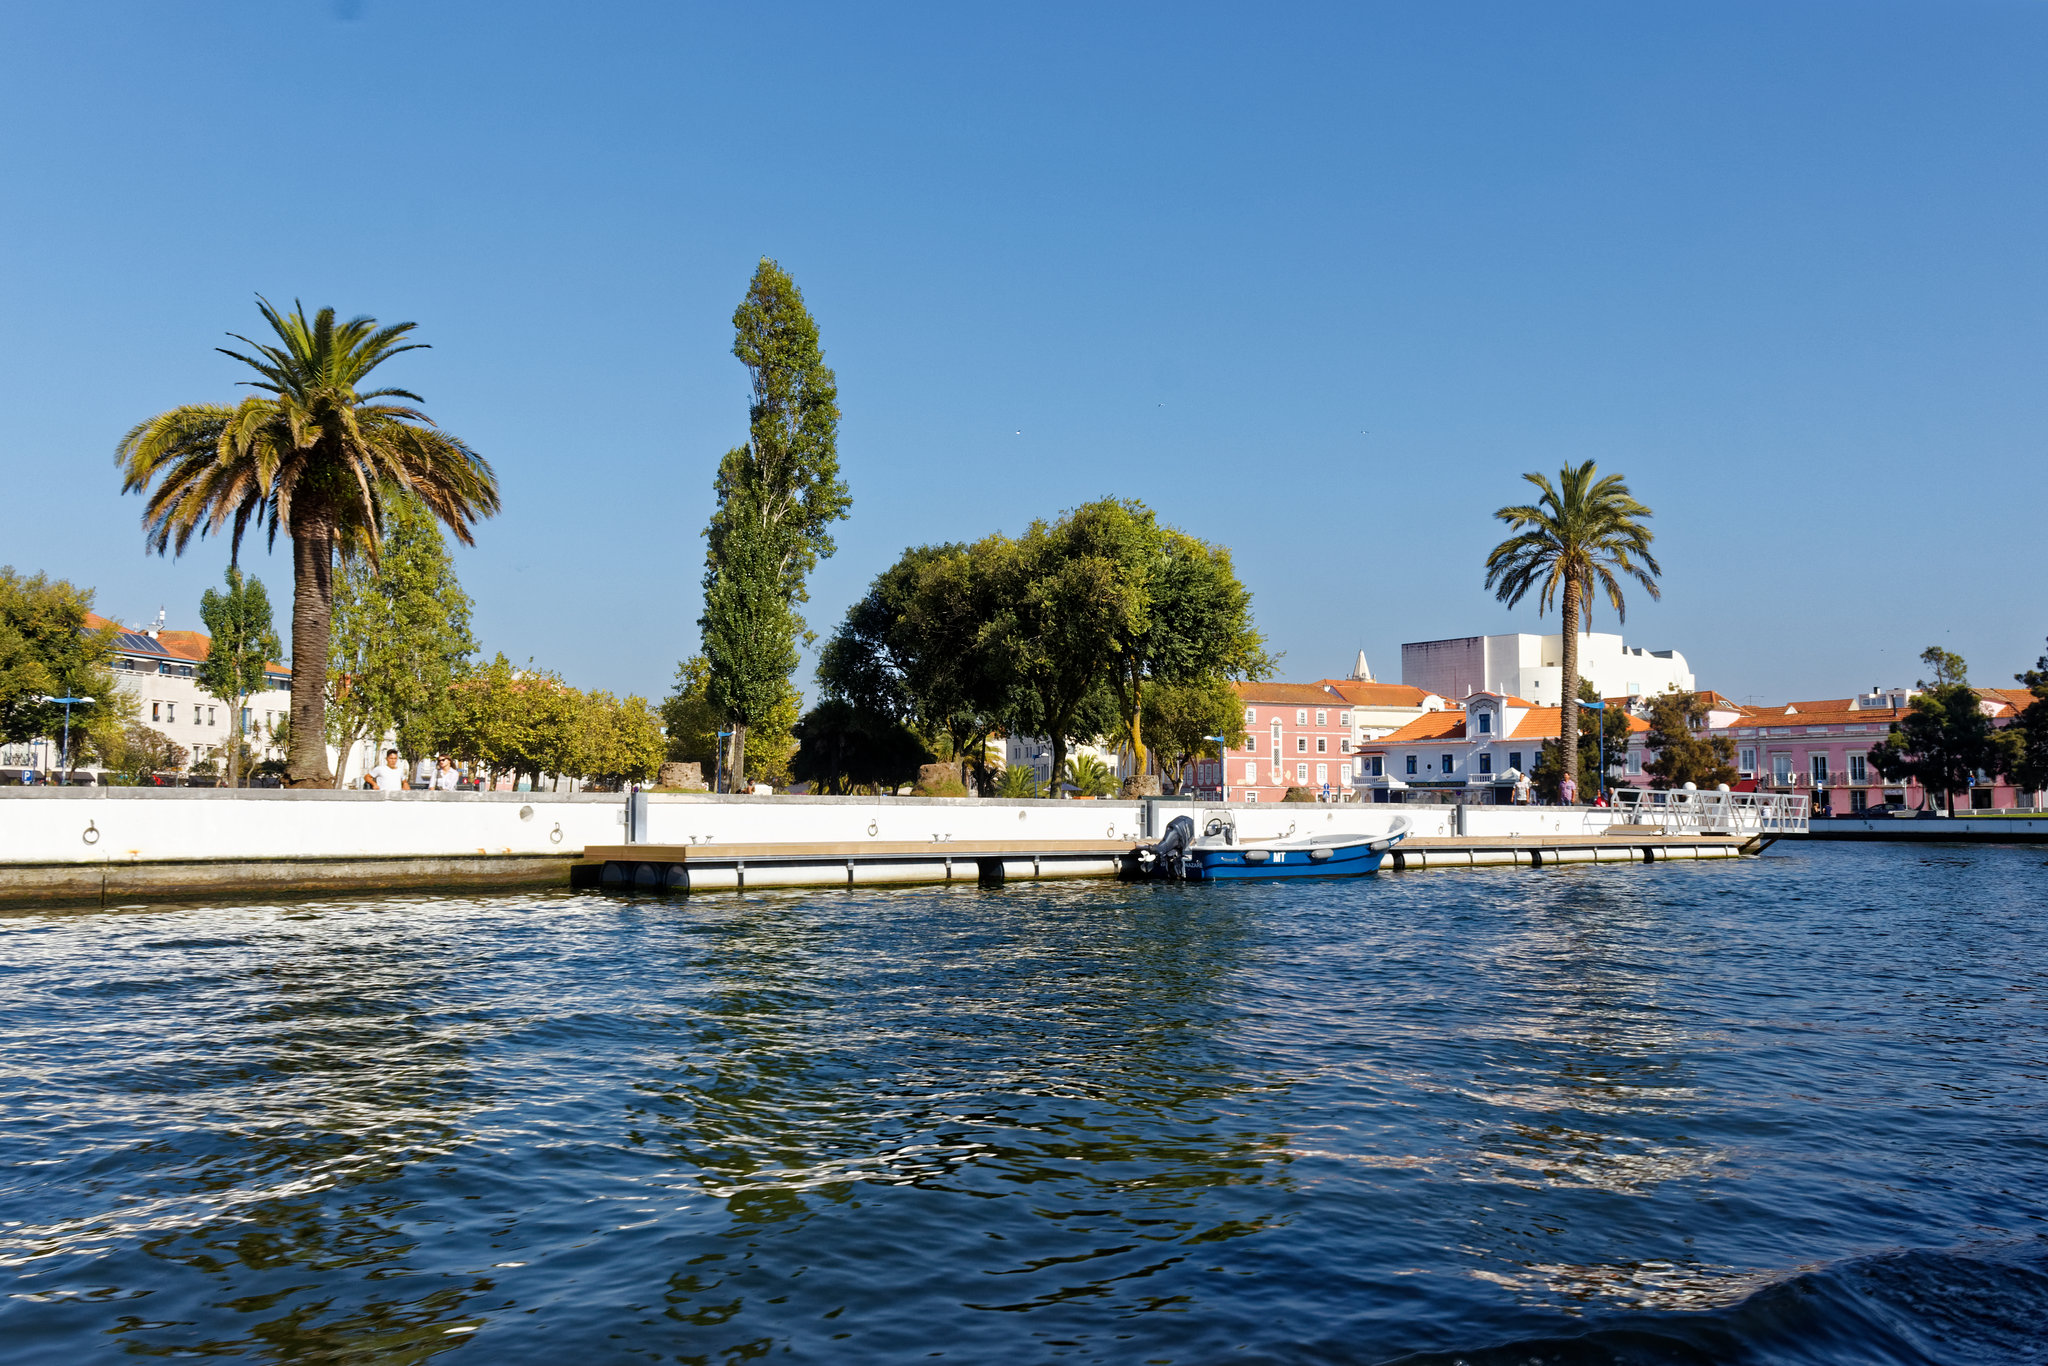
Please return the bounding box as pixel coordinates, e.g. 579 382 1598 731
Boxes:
3 842 2046 1364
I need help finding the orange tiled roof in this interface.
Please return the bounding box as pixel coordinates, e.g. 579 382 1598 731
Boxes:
1375 711 1469 744
1314 679 1437 708
1980 687 2038 714
1234 681 1350 707
1373 706 1644 746
1724 707 1905 731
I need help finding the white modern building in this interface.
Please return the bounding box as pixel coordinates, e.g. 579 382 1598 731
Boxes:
1401 632 1694 706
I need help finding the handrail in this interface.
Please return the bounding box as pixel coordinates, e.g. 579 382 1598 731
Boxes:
1610 787 1808 835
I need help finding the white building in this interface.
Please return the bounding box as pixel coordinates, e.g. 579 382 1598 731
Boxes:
96 613 291 773
1401 632 1694 706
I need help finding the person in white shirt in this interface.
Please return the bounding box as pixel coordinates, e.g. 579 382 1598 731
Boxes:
431 755 461 791
363 750 407 791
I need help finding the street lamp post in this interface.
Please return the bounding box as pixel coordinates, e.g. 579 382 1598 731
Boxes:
713 729 735 794
42 695 94 786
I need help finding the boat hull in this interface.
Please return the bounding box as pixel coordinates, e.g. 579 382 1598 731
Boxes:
1191 841 1390 880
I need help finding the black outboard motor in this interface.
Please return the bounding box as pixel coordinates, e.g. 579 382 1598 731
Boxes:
1147 815 1196 880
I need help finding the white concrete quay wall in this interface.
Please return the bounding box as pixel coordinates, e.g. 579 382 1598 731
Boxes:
628 794 1428 848
0 789 1628 871
1 788 628 866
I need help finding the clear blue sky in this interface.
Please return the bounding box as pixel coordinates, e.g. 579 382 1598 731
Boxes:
3 2 2042 705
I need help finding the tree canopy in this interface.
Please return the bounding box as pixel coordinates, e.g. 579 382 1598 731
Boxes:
117 298 497 784
197 566 281 787
1640 689 1738 790
1869 655 1996 812
1485 461 1658 778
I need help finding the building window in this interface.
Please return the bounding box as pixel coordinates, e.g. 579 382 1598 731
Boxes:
208 706 217 726
1477 712 1491 735
1369 756 1384 777
1739 747 1756 775
1772 753 1792 785
1478 753 1493 775
1849 753 1868 783
165 702 175 723
1850 789 1867 812
1316 763 1328 785
1340 738 1351 753
1295 763 1308 783
1296 710 1307 725
1441 753 1455 774
151 701 161 721
1316 710 1327 727
1508 751 1522 773
1810 754 1829 784
1405 755 1417 776
1245 792 1258 802
1245 736 1257 754
1316 737 1327 754
1296 737 1307 754
1244 762 1257 783
1340 711 1350 727
1627 751 1642 775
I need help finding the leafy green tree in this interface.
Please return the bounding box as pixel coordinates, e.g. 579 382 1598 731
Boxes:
196 566 281 788
790 698 930 794
444 653 527 789
816 542 1011 792
324 494 477 785
1083 502 1270 778
701 497 800 790
1918 646 1967 687
1640 689 1738 790
109 721 188 780
1142 677 1248 794
1062 753 1118 798
1869 676 1996 812
980 518 1131 796
701 261 851 784
2011 639 2048 797
117 298 498 785
1484 461 1660 780
578 691 666 790
0 568 127 770
1533 680 1634 801
659 656 722 766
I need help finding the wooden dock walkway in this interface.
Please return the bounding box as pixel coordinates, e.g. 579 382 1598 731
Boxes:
574 830 1758 892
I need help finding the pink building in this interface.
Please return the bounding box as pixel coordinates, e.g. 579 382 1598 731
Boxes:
1613 687 2043 813
1192 683 1360 802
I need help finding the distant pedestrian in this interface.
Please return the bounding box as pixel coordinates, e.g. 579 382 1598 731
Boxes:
1515 772 1533 806
1560 774 1578 806
431 755 460 791
363 749 407 791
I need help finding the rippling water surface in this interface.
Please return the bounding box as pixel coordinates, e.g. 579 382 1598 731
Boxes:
4 842 2047 1364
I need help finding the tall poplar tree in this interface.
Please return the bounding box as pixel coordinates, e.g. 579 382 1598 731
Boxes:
699 259 850 785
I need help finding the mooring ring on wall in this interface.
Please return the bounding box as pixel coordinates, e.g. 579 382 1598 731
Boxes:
82 820 100 846
549 823 563 844
1107 823 1115 838
868 820 879 836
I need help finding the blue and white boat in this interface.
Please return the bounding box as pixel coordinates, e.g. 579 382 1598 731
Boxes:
1126 811 1410 882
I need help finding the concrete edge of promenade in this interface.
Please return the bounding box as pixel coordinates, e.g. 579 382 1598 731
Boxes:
0 787 1776 907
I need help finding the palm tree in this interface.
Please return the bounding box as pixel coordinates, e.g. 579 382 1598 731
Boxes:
117 299 498 786
1484 461 1660 791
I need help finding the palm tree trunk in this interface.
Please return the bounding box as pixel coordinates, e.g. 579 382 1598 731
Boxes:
287 518 336 787
1559 577 1581 799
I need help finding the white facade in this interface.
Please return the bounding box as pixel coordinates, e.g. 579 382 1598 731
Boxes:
1401 632 1694 705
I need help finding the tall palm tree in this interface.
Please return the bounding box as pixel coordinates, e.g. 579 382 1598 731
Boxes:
1484 461 1660 791
117 299 498 786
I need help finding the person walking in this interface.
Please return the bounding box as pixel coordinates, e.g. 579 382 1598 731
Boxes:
363 749 407 791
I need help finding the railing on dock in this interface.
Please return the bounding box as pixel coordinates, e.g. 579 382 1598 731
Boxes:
1611 788 1808 836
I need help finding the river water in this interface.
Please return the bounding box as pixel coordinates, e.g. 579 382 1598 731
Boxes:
3 843 2046 1364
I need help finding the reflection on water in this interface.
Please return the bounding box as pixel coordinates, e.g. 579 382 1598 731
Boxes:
3 847 2047 1363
